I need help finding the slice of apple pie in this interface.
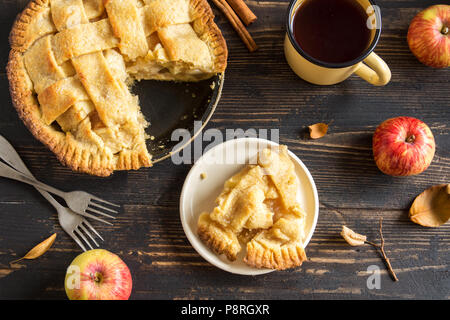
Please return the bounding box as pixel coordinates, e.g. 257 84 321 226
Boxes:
197 146 308 270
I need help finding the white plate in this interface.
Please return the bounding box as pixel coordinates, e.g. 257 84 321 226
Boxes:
179 137 319 275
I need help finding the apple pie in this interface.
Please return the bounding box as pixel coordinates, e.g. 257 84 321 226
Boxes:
7 0 227 176
197 146 308 270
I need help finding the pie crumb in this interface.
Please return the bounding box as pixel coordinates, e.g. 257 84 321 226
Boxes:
200 172 207 180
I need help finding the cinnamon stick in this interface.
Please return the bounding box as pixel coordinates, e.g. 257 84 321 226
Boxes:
211 0 258 52
226 0 257 26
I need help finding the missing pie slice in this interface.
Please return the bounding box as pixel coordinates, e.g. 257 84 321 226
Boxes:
197 146 308 270
7 0 227 176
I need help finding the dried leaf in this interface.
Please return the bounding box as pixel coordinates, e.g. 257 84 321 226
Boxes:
409 184 450 227
10 233 56 264
341 226 367 246
308 123 328 139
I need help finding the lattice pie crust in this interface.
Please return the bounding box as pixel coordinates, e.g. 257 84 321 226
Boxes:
198 146 308 270
7 0 227 176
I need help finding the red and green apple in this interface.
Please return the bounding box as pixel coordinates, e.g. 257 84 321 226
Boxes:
65 249 132 300
373 117 435 176
407 5 449 68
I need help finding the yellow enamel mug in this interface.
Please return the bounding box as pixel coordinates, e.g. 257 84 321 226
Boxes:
284 0 391 86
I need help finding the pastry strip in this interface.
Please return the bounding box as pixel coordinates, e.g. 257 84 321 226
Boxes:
105 0 149 60
51 19 119 64
38 76 89 124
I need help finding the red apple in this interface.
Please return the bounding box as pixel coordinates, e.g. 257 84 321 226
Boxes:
65 249 132 300
373 117 435 176
407 5 449 68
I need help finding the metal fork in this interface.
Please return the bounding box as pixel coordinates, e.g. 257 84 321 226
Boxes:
0 135 103 251
0 160 119 221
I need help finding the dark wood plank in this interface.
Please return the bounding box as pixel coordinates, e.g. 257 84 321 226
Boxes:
0 0 449 300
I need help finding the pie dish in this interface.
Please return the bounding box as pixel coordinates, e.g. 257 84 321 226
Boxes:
7 0 227 176
197 146 308 270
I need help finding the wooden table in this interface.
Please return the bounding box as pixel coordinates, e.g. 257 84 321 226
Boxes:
0 0 448 300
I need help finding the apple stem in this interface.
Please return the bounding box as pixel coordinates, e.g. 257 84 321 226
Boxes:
406 135 416 144
91 272 103 284
442 25 449 36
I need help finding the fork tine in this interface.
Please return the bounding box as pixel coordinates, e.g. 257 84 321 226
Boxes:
85 207 116 220
74 228 94 250
69 231 87 252
83 220 104 241
91 196 120 208
80 211 114 225
88 202 119 214
79 223 99 247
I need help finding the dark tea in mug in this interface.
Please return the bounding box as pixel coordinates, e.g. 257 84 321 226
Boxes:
292 0 372 63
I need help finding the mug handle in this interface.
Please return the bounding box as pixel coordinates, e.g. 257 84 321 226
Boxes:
354 52 391 86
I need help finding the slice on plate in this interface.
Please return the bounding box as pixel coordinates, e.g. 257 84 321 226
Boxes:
197 146 308 270
7 0 227 176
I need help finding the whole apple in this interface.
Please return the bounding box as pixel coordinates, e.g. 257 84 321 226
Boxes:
65 249 132 300
373 117 435 176
407 5 449 68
